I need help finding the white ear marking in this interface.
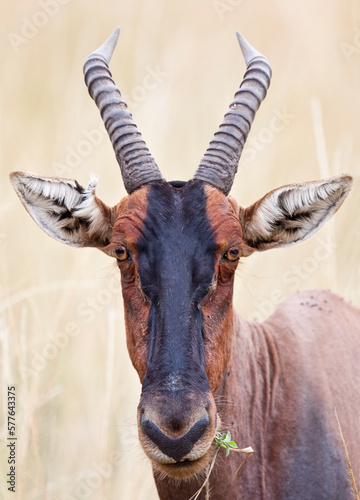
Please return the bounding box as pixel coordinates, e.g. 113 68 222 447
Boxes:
243 174 352 251
10 171 113 248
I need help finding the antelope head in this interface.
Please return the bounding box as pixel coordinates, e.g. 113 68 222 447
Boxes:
10 29 352 479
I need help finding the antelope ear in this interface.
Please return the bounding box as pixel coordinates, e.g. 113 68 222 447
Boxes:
239 175 352 252
10 171 117 252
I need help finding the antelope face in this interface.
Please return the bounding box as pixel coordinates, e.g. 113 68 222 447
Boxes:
107 180 244 477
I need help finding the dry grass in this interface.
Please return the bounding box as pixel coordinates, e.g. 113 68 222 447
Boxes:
335 409 359 500
1 0 360 499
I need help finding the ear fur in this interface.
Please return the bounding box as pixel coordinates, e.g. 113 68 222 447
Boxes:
240 174 352 251
10 171 117 250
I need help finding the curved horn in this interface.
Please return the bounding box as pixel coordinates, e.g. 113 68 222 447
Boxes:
83 28 164 194
193 32 272 195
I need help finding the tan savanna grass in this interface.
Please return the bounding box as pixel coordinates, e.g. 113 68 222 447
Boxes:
1 1 359 499
335 409 359 500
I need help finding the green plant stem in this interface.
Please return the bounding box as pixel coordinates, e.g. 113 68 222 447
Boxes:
189 448 220 500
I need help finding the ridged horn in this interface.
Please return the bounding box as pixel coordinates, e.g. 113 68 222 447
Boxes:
193 32 272 195
83 27 164 194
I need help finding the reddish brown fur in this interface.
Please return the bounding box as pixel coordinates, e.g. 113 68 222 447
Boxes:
202 186 243 391
107 186 151 380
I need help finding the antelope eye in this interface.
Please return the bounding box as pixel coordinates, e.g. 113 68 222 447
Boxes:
224 247 240 261
115 246 129 261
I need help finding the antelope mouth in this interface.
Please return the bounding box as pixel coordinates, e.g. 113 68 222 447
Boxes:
153 448 214 479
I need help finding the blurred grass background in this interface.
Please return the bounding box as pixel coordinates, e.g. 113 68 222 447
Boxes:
0 0 359 498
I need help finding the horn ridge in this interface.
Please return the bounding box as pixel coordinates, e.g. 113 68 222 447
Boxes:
83 28 164 194
193 32 271 195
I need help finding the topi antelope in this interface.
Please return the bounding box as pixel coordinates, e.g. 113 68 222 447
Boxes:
10 28 360 499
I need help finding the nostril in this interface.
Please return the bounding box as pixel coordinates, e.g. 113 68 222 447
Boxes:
141 416 209 462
